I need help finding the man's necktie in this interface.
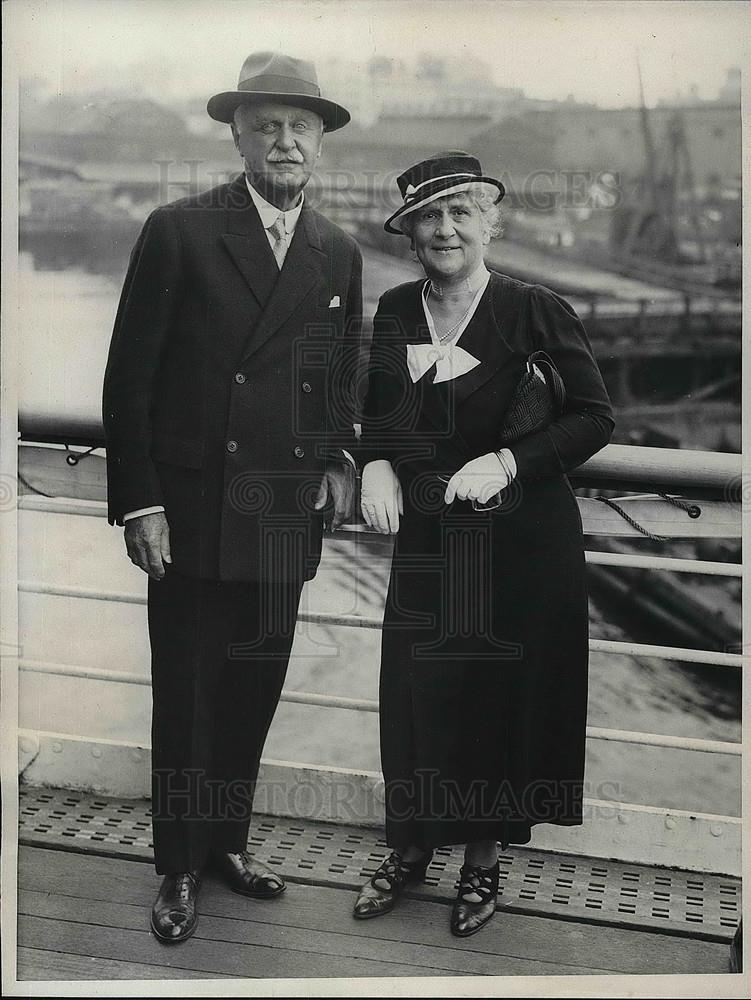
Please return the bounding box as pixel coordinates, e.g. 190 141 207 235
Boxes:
268 215 288 269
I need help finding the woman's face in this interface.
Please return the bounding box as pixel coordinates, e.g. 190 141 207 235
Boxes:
411 193 488 284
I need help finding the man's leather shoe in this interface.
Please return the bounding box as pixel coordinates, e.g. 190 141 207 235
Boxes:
150 871 201 944
212 850 286 898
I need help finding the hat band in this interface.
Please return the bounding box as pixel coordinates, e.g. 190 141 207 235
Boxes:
405 172 477 198
385 176 504 233
238 73 321 98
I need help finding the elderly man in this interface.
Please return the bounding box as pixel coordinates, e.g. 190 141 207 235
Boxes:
103 52 360 943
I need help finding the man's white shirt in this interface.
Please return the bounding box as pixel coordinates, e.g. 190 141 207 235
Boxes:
245 176 304 265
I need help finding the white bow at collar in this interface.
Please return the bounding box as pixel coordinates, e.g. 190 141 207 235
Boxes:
406 342 481 384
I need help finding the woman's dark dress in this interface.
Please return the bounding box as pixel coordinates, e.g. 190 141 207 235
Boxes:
359 272 614 851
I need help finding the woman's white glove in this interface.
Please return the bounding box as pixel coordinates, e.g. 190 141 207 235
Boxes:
361 459 403 533
444 451 514 505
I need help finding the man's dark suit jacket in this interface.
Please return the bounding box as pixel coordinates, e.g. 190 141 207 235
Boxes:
103 175 362 582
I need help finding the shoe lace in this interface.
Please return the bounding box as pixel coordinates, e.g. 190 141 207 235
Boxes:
225 851 282 887
457 862 498 904
174 872 199 901
371 851 426 891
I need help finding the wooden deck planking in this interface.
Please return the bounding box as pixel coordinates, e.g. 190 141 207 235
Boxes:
18 917 451 979
18 890 621 978
20 847 733 971
19 913 461 980
16 847 733 980
16 947 235 981
18 873 728 977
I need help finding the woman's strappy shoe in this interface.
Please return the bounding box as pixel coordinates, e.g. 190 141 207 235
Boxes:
450 860 500 937
353 850 433 919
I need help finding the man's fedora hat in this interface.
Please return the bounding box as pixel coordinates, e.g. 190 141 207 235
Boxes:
207 51 351 132
384 151 505 235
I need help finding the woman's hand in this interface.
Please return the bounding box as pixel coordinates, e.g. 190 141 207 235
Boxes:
361 460 403 533
444 453 511 505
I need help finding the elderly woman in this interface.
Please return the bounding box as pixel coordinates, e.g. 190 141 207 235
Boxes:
352 152 614 937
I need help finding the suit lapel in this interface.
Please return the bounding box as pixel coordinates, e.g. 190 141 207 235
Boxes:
221 176 279 309
238 204 325 364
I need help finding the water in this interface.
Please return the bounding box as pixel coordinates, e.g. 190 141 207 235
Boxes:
17 251 122 440
15 248 741 820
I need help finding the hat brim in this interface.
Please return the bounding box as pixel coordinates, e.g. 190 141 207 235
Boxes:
384 177 505 235
207 90 351 132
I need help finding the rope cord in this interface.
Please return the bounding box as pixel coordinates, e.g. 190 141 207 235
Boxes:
593 493 702 542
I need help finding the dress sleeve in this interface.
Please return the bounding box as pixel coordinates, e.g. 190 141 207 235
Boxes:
352 291 411 468
510 284 615 480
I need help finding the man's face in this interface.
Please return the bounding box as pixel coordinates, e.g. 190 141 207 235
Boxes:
233 101 324 209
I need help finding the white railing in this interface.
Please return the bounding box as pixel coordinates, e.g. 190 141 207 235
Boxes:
15 655 744 759
14 442 743 872
15 585 743 672
17 442 743 760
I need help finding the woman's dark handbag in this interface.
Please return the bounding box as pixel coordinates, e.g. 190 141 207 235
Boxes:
497 350 566 445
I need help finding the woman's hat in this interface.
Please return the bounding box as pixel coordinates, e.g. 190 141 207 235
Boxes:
384 151 505 235
207 51 351 132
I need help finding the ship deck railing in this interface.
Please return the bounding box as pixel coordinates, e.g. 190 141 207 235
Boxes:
5 441 744 983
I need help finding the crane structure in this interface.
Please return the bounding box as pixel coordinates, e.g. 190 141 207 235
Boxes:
610 59 706 266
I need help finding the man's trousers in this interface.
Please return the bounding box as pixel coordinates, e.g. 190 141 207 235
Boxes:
147 567 304 875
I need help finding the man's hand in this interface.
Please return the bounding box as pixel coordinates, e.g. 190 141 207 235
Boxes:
314 462 356 531
124 511 172 580
360 459 403 534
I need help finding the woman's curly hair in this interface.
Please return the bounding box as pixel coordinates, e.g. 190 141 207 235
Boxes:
399 184 503 240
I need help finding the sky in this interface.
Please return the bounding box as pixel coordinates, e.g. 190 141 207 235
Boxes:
4 0 749 109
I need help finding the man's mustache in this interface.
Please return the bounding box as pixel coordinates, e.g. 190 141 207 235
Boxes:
267 152 305 164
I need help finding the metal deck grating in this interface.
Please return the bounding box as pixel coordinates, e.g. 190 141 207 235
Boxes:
19 785 741 942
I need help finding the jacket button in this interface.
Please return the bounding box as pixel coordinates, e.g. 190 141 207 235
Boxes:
301 381 312 393
227 440 238 453
234 372 246 384
293 445 305 459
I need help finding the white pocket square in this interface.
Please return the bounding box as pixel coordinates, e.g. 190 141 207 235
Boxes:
328 295 341 308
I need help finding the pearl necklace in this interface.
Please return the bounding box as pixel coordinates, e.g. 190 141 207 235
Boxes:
429 277 475 299
428 285 476 344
